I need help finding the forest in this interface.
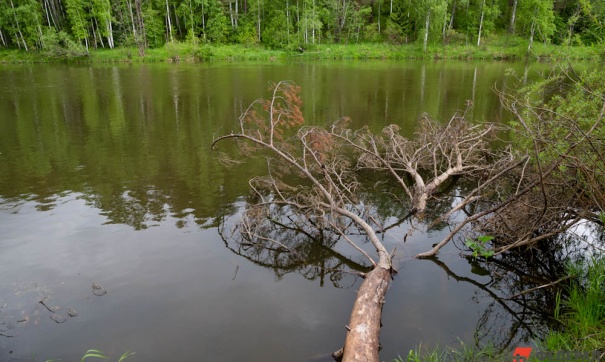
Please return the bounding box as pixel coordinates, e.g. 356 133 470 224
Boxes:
0 0 603 56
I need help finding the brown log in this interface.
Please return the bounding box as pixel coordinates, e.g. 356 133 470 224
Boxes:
342 266 392 362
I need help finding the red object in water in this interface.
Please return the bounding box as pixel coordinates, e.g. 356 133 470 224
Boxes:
512 347 533 362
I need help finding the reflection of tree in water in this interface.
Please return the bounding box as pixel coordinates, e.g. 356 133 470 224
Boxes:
434 232 595 353
218 200 371 288
216 179 466 289
219 188 598 353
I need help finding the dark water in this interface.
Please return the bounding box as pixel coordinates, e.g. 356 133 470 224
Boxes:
0 61 549 361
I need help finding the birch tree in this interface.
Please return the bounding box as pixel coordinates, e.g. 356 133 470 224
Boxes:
92 0 115 48
408 0 447 51
517 0 555 51
476 0 499 46
509 0 518 34
65 0 90 51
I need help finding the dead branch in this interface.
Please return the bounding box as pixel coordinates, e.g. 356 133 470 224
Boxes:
332 113 505 215
213 81 393 362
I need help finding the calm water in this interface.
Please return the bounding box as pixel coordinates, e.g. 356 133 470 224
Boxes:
0 61 547 361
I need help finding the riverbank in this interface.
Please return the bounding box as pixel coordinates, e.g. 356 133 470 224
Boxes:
401 257 605 361
1 36 603 64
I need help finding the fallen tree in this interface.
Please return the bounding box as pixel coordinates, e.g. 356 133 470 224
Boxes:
212 68 605 359
212 81 518 361
213 81 393 361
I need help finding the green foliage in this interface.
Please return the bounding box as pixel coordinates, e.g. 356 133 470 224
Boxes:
394 340 500 361
91 0 112 40
40 27 88 58
543 257 605 351
81 349 107 361
204 0 230 43
465 235 495 259
0 0 604 56
385 0 414 44
261 9 291 48
408 0 448 48
402 343 444 362
64 0 90 46
144 7 166 48
233 15 258 46
516 0 556 43
508 66 605 186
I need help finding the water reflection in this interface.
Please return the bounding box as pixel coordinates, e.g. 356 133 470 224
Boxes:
0 62 557 360
216 187 582 355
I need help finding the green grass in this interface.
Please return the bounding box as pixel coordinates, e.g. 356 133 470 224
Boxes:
542 258 605 352
393 340 501 362
1 34 603 64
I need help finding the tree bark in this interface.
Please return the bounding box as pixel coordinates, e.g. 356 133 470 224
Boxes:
528 18 535 52
342 266 391 362
134 0 146 56
166 0 174 42
509 0 517 34
257 0 261 42
423 9 430 52
477 0 485 46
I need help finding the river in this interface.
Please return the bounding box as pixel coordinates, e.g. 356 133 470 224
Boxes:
0 60 549 361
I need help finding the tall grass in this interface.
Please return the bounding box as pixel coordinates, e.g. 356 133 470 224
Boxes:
393 340 501 362
543 258 605 352
399 258 605 361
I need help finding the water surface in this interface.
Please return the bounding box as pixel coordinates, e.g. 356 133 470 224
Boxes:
0 61 548 361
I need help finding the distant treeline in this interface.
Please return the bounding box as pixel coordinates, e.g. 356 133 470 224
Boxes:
1 0 603 56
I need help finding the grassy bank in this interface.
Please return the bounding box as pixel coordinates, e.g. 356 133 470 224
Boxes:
543 258 605 354
1 35 603 64
398 258 605 362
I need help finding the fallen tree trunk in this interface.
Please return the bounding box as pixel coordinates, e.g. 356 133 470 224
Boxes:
341 266 392 362
213 82 396 362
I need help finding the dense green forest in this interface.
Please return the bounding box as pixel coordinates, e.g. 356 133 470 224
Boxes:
0 0 603 56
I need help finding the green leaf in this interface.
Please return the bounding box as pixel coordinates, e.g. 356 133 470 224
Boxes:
477 235 494 243
118 351 135 362
464 239 476 248
81 350 108 362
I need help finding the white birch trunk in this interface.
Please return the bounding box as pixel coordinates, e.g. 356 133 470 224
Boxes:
442 6 448 42
528 8 537 52
509 0 517 34
43 0 52 26
378 1 381 33
166 0 174 42
9 0 28 51
229 2 234 28
128 0 137 37
312 0 315 44
449 0 456 30
257 0 261 42
286 0 289 42
108 20 115 48
477 0 485 46
423 9 430 52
